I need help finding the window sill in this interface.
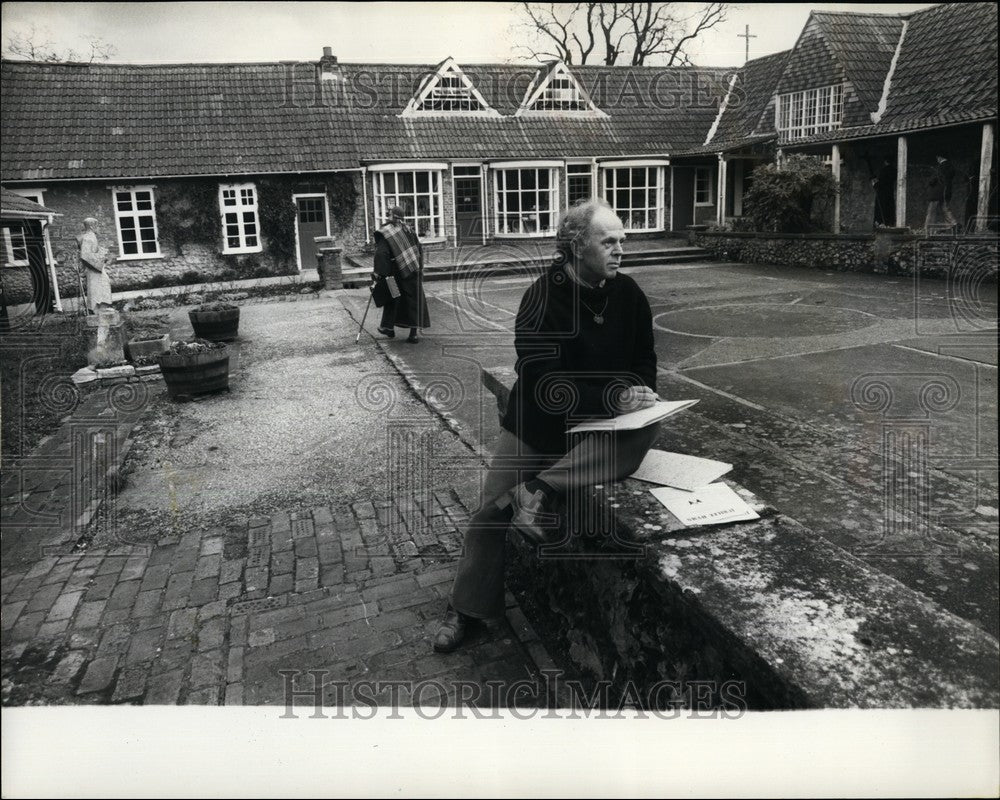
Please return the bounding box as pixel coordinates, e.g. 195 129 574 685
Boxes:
493 232 557 239
694 202 715 208
221 247 264 256
116 252 165 262
417 237 447 244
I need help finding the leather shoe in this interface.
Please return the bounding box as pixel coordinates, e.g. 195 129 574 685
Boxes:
433 607 470 653
510 482 557 544
377 326 395 338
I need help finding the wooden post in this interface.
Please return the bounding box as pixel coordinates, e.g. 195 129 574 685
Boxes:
717 155 727 226
733 160 744 218
831 144 841 233
976 122 994 232
895 136 907 228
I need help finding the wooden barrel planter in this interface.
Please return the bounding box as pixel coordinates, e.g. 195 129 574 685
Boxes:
158 341 230 400
189 303 240 342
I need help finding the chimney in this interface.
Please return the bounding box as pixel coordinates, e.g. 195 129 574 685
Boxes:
320 46 340 81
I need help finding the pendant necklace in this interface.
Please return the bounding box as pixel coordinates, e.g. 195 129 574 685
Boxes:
580 297 610 325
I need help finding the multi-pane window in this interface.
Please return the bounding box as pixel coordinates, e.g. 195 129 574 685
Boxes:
776 84 844 140
695 167 714 205
494 168 559 235
566 164 593 206
113 186 160 258
219 183 261 253
529 70 590 111
374 170 444 238
297 197 325 223
2 226 29 266
603 167 664 231
417 70 483 112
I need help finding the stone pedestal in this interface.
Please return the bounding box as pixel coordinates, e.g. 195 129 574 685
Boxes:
86 307 126 367
315 237 343 290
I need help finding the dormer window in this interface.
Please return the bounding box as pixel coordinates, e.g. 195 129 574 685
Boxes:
419 72 482 112
776 84 844 141
517 62 605 117
402 58 499 117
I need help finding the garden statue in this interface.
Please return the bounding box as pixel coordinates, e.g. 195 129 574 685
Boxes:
77 217 112 313
77 218 125 366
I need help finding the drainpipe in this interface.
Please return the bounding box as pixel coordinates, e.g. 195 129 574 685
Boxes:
361 167 370 244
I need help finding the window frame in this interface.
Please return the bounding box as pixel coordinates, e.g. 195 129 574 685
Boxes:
694 167 714 206
112 184 162 261
218 182 263 255
601 165 666 232
776 84 845 141
372 168 446 240
566 162 594 207
492 166 561 238
2 225 30 267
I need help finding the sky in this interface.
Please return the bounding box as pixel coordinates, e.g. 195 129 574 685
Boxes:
2 2 935 67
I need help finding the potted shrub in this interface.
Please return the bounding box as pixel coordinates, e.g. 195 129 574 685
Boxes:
157 338 230 400
189 301 240 342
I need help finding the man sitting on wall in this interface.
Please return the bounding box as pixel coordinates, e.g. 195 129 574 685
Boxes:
373 205 430 344
433 198 661 653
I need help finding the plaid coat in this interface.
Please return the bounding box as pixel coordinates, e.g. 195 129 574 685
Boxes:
374 221 422 278
373 221 429 329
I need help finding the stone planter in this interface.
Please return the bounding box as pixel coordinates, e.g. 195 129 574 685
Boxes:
126 333 171 362
158 344 230 400
189 304 240 342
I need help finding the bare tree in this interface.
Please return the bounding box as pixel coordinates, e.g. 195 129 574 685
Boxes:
4 24 117 62
514 2 729 66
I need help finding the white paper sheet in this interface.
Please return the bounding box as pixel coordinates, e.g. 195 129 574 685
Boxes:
650 482 760 527
568 399 698 433
629 449 733 491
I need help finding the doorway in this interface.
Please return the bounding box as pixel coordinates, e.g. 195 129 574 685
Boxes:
294 194 330 270
453 173 483 243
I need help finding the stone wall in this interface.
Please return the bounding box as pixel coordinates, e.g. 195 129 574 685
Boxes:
694 230 999 278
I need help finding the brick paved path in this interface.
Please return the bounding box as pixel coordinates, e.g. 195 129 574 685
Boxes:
1 490 550 707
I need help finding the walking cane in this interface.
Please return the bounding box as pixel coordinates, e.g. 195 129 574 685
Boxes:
355 279 374 344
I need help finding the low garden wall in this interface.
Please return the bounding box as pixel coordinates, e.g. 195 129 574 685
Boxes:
482 366 1000 709
692 229 998 279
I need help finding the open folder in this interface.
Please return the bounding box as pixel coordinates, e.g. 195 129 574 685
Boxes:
567 399 698 434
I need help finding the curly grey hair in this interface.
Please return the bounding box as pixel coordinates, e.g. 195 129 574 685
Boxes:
553 198 615 266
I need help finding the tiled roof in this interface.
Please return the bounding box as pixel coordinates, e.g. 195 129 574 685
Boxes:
879 2 998 128
1 58 731 181
706 50 790 148
783 2 997 147
0 188 57 216
346 62 732 161
1 60 363 181
813 11 905 120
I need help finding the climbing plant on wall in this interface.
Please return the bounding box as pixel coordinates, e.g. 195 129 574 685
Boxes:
155 180 221 255
327 173 358 232
257 179 298 269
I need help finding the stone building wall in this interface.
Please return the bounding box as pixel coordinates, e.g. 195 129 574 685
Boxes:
2 172 368 304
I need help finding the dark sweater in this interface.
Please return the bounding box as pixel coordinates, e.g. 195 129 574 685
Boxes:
501 262 657 455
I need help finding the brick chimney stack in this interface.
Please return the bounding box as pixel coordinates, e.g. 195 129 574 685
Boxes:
320 46 339 80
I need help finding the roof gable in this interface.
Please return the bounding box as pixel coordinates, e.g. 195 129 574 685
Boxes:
813 11 905 120
401 57 500 117
516 61 606 117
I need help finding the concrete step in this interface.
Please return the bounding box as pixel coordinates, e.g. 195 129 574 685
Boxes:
342 248 712 287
